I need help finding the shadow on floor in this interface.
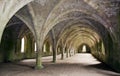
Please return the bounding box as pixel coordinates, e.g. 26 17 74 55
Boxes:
87 63 114 71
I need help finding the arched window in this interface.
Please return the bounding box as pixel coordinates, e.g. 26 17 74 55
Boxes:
82 45 86 52
43 44 46 52
21 37 25 53
50 45 52 52
34 42 37 52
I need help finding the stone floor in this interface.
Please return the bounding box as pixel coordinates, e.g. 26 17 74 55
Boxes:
0 53 120 76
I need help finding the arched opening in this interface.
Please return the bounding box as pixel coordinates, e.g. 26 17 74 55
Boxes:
0 0 33 43
34 42 37 52
0 15 35 62
78 44 91 53
21 37 25 53
43 39 53 57
43 44 46 53
48 14 115 72
82 45 86 53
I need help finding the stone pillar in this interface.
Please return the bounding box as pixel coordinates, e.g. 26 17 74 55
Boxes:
61 47 65 60
35 40 43 69
74 49 76 55
52 42 57 63
66 48 69 58
50 29 57 63
69 49 72 57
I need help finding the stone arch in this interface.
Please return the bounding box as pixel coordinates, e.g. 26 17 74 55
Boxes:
0 13 35 62
42 10 115 57
48 10 114 66
0 0 34 43
43 35 53 56
77 43 91 53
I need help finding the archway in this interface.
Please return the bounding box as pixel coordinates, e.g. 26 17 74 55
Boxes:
78 44 91 53
0 15 35 63
0 0 33 43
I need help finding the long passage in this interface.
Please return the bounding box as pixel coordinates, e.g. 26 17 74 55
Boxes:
0 53 120 76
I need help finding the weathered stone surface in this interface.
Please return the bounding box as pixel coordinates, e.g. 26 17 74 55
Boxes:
0 0 120 72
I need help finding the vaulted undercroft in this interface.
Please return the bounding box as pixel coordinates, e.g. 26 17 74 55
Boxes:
0 0 120 73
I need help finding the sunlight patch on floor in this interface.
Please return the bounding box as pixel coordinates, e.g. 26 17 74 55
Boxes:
21 53 101 66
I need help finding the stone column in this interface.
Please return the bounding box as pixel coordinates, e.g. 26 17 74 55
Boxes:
35 39 43 69
66 48 69 58
50 29 57 63
52 41 57 63
61 47 65 60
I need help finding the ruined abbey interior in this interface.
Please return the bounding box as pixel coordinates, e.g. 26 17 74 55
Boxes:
0 0 120 76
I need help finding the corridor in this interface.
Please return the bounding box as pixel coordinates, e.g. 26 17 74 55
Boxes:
0 53 119 76
0 0 120 75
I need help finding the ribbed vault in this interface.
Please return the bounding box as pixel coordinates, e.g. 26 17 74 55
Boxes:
0 0 120 72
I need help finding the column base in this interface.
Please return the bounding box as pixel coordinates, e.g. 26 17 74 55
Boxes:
61 57 64 60
52 60 56 63
35 65 44 70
